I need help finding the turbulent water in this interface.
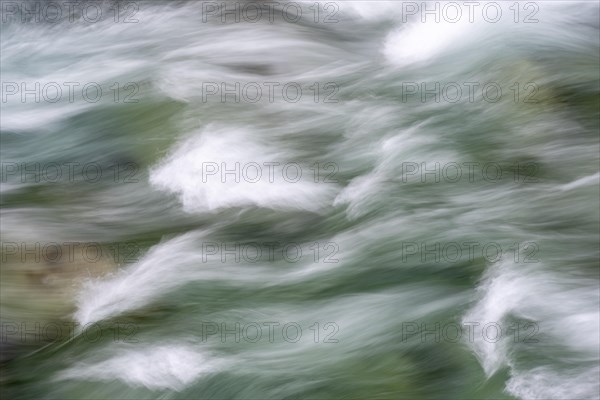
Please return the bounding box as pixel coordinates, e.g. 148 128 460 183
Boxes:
1 1 599 399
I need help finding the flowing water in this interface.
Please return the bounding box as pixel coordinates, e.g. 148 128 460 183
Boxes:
1 1 599 399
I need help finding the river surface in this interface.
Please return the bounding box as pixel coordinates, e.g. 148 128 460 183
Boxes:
1 1 599 399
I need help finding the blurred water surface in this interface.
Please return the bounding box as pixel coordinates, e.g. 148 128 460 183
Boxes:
1 1 599 399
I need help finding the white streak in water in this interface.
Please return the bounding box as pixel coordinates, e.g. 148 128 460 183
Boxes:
57 344 218 391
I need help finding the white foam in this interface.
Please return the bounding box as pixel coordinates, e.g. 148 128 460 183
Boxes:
74 232 211 325
334 127 458 218
506 365 600 400
326 1 400 21
382 1 598 68
57 344 217 391
150 126 337 213
74 231 342 325
464 259 600 399
384 20 476 66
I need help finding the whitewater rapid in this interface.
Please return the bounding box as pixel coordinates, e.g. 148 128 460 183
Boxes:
1 1 598 399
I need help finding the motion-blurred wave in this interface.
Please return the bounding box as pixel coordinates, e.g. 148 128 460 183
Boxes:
1 1 598 399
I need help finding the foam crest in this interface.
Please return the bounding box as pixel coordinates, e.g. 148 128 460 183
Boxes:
57 344 218 391
150 126 338 213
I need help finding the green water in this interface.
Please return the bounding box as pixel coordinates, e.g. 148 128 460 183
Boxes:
1 1 599 399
